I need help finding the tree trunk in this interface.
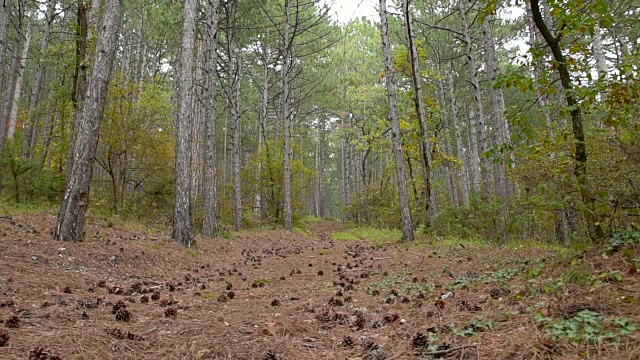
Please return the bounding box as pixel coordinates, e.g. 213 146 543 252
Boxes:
256 33 269 218
202 0 220 237
282 0 293 231
172 0 196 246
529 0 603 240
379 0 414 242
482 17 511 241
6 19 32 140
525 4 552 131
0 0 13 138
22 0 57 159
404 0 436 223
53 0 122 242
448 71 470 206
315 117 324 218
68 0 89 180
459 0 487 193
435 60 459 207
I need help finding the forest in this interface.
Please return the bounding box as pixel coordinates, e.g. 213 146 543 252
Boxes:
0 0 639 359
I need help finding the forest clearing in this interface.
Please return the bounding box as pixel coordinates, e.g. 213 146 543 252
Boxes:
0 211 639 359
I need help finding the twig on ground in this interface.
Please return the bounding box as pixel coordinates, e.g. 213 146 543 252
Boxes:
422 344 478 357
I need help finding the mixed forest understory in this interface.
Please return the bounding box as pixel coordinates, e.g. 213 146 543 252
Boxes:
0 212 638 359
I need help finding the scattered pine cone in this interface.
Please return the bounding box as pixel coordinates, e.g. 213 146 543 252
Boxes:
262 350 279 360
111 300 126 314
115 308 131 322
227 291 235 299
270 299 280 307
151 291 160 301
0 328 9 347
5 315 20 328
411 332 429 349
341 335 355 348
164 307 178 318
140 295 149 303
226 282 233 290
28 346 62 360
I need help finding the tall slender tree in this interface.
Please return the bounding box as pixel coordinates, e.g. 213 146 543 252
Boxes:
173 0 196 246
379 0 414 242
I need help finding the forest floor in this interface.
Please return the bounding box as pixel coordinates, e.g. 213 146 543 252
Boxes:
0 211 639 360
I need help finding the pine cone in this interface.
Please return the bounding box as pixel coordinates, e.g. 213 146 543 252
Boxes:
115 308 131 322
0 328 9 347
412 332 429 349
342 335 355 348
5 315 20 328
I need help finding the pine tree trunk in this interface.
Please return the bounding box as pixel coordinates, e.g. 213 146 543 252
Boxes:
256 35 269 218
53 0 122 242
459 0 487 193
6 19 32 140
282 0 293 231
435 61 459 207
202 0 220 237
379 0 414 242
0 0 13 138
226 1 243 231
172 0 196 246
22 0 57 159
404 0 436 223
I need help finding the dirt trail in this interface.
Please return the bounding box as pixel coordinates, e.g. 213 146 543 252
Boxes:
0 212 638 359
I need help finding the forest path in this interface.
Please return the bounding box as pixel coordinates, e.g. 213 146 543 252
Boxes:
0 212 638 359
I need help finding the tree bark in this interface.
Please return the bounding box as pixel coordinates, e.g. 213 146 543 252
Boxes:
172 0 196 246
529 0 602 240
227 1 243 231
6 19 32 140
0 0 13 139
282 0 293 231
53 0 122 242
379 0 414 242
449 71 470 206
404 0 436 222
202 0 220 237
459 0 487 193
22 0 57 159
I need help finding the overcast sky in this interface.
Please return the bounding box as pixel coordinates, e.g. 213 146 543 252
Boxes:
326 0 378 24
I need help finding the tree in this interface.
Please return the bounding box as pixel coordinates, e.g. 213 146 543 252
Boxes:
202 0 221 237
54 0 123 242
379 0 414 242
529 0 603 240
173 0 196 246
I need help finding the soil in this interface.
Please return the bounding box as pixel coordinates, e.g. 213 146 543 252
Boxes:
0 211 638 359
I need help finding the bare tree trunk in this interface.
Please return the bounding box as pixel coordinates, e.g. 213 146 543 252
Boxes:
380 0 413 242
282 0 293 231
404 0 436 223
256 33 269 218
7 19 32 140
436 61 459 207
0 0 13 137
592 25 607 80
459 0 486 193
172 0 196 246
448 71 470 206
226 1 243 231
315 117 324 218
53 0 122 242
202 0 220 237
22 0 57 159
68 0 89 179
482 17 511 241
525 4 552 131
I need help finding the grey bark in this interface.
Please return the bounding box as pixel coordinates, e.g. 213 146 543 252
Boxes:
592 25 607 80
404 0 437 222
202 0 220 237
448 71 470 205
172 0 196 246
7 18 32 140
379 0 414 242
53 0 122 242
525 4 552 130
315 117 324 218
0 0 13 137
255 33 269 218
435 60 459 207
482 17 511 241
23 0 57 159
227 1 243 231
282 0 293 231
459 0 486 192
